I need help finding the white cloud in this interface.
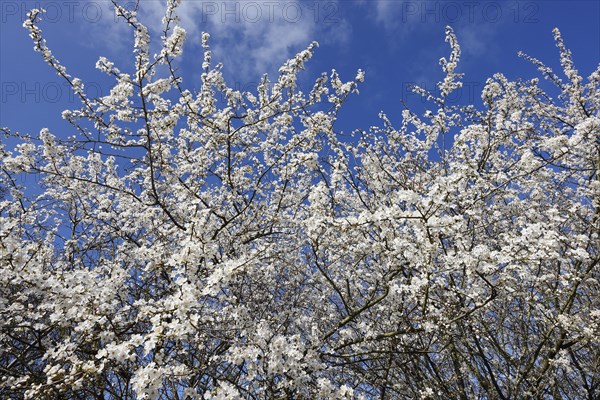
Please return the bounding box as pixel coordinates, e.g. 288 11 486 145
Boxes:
63 1 132 55
454 23 499 58
86 1 350 81
360 1 505 74
177 0 350 79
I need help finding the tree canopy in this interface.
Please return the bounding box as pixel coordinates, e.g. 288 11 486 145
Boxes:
1 1 599 399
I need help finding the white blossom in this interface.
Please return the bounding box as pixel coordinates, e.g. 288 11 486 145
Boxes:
2 4 598 400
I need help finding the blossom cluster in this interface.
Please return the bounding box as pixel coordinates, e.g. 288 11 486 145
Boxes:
1 3 598 399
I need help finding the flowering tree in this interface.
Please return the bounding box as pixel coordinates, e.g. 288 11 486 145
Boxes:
1 1 599 399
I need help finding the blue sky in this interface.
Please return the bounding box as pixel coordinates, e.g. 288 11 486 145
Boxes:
1 0 599 140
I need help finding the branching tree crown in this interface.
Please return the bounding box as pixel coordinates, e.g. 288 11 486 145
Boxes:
1 1 599 399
